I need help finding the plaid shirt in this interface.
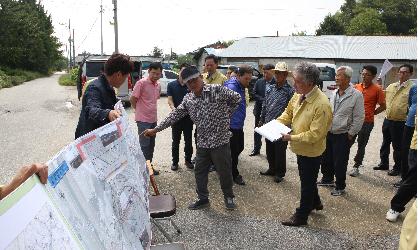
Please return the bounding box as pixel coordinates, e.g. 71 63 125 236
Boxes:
155 84 241 148
260 81 294 123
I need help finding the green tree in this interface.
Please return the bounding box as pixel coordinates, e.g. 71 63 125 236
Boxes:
0 0 61 73
316 14 345 35
291 31 307 36
346 8 387 35
149 46 163 58
176 54 194 67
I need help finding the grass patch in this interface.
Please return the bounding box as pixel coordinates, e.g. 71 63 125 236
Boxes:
0 67 44 89
58 74 77 86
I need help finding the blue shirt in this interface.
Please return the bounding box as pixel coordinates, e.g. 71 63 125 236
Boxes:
167 79 189 107
406 83 417 127
224 77 246 129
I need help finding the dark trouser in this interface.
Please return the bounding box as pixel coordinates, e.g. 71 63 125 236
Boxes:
194 143 234 200
171 117 193 165
321 133 350 190
295 155 322 221
253 113 262 152
353 122 374 166
137 121 157 161
230 128 244 179
390 149 417 213
401 125 415 180
379 119 405 170
265 139 288 177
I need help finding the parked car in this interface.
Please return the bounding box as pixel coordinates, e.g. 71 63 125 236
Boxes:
141 69 178 95
313 63 337 99
80 58 141 106
217 65 263 101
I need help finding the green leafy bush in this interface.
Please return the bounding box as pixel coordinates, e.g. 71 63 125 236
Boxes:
58 74 76 86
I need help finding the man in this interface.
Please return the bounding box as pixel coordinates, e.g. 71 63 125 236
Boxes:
386 120 416 222
375 64 414 176
318 66 364 196
396 83 416 187
258 62 294 183
202 54 227 84
0 163 48 200
348 65 386 177
167 63 194 171
278 62 332 227
224 66 253 185
226 65 238 80
130 62 162 175
250 64 276 156
75 53 133 139
144 66 241 210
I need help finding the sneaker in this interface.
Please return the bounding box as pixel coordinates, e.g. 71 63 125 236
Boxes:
152 167 159 176
373 163 389 171
349 167 360 177
208 164 216 172
388 169 400 176
224 197 236 210
188 199 210 210
317 179 335 187
386 209 400 222
171 164 179 171
331 188 346 196
274 176 284 183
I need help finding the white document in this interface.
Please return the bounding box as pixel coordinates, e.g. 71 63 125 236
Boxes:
255 120 291 142
378 59 393 78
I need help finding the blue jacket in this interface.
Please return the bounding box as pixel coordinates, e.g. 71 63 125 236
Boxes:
406 83 417 127
224 77 246 129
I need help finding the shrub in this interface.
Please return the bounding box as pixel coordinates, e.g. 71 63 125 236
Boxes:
59 74 76 86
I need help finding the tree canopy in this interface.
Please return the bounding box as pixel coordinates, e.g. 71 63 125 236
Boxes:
316 0 417 36
0 0 62 73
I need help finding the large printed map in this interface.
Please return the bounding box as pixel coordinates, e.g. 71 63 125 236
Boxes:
0 101 151 250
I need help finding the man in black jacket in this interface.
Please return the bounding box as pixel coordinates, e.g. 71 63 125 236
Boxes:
250 64 276 156
75 53 133 139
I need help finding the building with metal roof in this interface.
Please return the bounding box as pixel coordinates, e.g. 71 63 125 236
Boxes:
219 35 416 85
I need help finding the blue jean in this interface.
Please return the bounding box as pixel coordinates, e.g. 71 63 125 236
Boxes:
137 121 157 161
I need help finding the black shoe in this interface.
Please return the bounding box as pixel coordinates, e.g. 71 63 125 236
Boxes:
152 167 159 175
249 150 260 156
274 176 284 183
171 164 179 171
388 169 400 176
281 214 307 227
313 203 324 211
191 157 196 165
185 161 194 169
260 169 275 176
188 199 210 210
233 175 246 185
209 164 216 172
373 164 389 171
224 197 236 210
393 180 403 188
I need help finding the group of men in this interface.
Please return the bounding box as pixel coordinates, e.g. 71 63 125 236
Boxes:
73 53 416 229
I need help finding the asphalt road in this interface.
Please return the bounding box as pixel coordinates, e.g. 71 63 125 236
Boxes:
0 73 410 249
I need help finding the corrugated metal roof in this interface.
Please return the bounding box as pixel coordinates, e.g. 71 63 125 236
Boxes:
204 48 224 56
220 36 416 60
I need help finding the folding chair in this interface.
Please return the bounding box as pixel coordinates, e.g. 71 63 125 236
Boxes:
147 161 182 243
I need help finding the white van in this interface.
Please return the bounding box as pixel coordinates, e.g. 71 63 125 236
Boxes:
81 58 135 106
314 63 337 99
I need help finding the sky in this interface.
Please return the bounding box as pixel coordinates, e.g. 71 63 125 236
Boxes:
41 0 345 57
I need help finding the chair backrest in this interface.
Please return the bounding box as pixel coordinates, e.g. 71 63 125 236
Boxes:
146 160 160 195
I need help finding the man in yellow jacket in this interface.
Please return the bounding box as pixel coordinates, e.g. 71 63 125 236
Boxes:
278 62 332 227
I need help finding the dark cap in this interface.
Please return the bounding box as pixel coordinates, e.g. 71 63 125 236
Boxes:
180 66 200 84
263 64 275 70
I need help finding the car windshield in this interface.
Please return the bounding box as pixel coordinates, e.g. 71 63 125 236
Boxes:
318 66 336 81
86 62 105 77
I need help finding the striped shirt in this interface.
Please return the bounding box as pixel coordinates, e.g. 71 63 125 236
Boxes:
155 84 241 148
260 81 295 123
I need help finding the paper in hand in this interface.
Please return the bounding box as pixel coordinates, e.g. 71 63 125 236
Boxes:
255 120 291 142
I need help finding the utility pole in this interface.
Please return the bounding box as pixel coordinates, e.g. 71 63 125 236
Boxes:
112 0 119 53
72 29 76 67
68 19 72 67
100 0 104 55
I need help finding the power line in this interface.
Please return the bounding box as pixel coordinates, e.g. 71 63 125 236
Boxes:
77 14 99 51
